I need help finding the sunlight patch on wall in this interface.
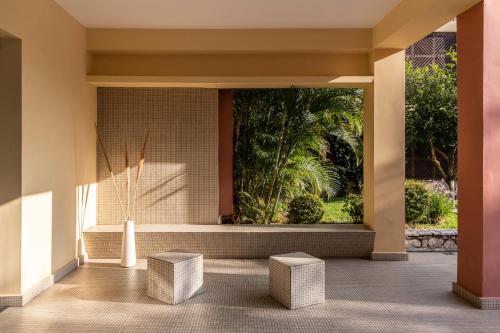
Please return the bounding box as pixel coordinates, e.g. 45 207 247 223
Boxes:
76 183 96 256
21 191 52 293
0 198 21 294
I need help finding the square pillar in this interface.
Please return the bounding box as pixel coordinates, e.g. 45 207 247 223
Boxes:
363 50 407 261
454 0 500 309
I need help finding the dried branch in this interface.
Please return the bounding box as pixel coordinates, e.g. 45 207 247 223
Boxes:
131 130 150 219
95 122 127 221
77 185 90 238
80 184 90 236
125 140 130 219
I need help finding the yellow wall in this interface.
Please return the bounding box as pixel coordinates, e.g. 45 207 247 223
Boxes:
0 0 96 295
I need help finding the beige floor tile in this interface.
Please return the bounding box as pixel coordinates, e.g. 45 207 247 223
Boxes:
1 253 500 332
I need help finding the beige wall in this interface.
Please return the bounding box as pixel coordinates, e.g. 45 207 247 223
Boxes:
0 37 22 294
87 28 373 54
0 0 96 295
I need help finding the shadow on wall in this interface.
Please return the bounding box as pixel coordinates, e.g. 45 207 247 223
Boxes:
0 35 22 295
0 36 21 206
141 172 186 208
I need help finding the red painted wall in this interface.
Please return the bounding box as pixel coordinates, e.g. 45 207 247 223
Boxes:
218 90 234 216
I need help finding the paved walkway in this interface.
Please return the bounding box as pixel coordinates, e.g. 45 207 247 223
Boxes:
1 253 499 332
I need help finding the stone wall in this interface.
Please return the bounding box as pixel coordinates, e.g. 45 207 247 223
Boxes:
406 229 457 252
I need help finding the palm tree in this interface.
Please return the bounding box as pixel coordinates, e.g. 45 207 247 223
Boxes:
233 88 362 224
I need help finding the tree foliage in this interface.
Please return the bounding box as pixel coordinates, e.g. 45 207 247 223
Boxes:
288 194 325 224
233 88 362 224
405 180 430 223
405 51 457 186
342 194 363 224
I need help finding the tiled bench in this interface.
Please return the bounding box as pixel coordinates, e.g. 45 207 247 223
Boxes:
84 224 375 259
269 252 325 309
147 252 203 304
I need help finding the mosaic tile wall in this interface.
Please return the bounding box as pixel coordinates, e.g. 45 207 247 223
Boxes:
84 228 376 259
97 88 219 225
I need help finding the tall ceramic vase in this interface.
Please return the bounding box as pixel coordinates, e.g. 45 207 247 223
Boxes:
121 220 136 267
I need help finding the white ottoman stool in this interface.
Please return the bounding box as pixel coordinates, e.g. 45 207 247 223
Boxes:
269 252 325 309
147 252 203 304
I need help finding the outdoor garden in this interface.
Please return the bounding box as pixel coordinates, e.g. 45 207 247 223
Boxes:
230 51 458 231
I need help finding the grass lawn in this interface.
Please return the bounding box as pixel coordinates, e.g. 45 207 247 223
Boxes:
322 197 458 230
322 198 352 223
409 212 457 230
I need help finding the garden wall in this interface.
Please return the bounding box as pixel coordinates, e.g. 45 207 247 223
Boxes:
97 88 218 225
406 230 457 252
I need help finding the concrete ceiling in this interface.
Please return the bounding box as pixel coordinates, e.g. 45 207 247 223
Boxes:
55 0 402 29
436 19 457 32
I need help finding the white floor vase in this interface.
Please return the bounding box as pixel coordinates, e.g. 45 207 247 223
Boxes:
121 220 137 267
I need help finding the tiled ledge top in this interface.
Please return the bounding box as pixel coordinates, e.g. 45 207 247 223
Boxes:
406 229 457 237
85 223 374 233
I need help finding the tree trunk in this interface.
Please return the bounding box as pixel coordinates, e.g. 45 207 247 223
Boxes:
264 111 287 221
429 140 454 189
268 182 283 224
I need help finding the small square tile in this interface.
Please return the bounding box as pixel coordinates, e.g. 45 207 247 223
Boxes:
147 252 203 304
269 252 325 309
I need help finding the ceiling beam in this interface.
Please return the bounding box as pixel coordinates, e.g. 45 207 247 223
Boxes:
89 53 371 77
87 75 374 89
87 28 372 54
373 0 481 49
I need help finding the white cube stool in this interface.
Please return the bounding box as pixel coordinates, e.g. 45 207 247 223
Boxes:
269 252 325 309
147 252 203 304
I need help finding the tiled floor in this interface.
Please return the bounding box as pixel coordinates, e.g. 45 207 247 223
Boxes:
1 253 500 332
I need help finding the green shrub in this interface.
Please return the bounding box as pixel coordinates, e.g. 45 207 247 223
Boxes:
405 180 429 223
288 194 324 224
427 192 454 224
342 194 364 224
237 191 267 224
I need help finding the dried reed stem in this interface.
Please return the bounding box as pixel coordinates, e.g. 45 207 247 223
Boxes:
125 140 131 219
131 130 150 218
95 122 127 221
77 185 87 238
81 184 90 231
78 184 90 238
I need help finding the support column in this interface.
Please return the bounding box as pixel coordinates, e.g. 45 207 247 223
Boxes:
363 50 407 261
218 90 233 217
454 0 500 309
0 37 22 305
